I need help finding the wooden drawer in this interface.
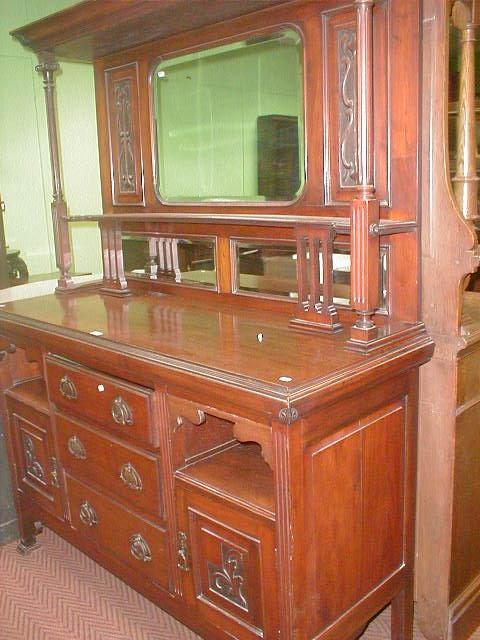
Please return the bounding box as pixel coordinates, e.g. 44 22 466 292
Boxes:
56 414 163 520
46 355 158 448
66 474 168 589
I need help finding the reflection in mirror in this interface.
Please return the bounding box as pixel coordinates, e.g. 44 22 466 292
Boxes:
153 28 305 203
233 240 388 308
122 235 216 288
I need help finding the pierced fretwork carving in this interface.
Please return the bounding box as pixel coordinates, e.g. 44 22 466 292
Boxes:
22 433 45 483
100 221 130 296
338 27 358 187
290 226 342 333
114 79 136 194
208 544 248 611
145 237 181 281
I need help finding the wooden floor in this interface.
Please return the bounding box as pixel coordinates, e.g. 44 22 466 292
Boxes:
0 527 478 640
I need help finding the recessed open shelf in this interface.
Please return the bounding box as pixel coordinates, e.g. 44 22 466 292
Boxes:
175 442 275 521
5 378 49 415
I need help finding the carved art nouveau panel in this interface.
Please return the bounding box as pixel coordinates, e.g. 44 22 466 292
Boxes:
105 62 144 206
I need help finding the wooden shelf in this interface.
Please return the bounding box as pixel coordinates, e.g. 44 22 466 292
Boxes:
5 377 49 415
175 442 275 521
64 213 417 236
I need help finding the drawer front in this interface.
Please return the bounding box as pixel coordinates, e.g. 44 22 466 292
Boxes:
57 414 163 520
46 356 158 448
66 474 168 589
6 398 63 519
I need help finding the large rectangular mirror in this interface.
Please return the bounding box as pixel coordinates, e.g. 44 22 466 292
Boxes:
153 28 305 203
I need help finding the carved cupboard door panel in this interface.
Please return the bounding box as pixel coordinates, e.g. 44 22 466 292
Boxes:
105 62 144 205
7 399 63 519
176 483 278 640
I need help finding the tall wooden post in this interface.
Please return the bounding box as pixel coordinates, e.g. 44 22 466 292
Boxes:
451 0 479 219
348 0 380 347
35 51 73 293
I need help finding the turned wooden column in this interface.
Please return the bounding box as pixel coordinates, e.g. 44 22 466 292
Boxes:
35 52 73 293
451 0 479 219
349 0 380 346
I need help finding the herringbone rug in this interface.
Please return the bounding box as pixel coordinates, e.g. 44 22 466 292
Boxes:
0 528 478 640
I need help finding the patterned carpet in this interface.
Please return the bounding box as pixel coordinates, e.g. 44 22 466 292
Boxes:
0 528 478 640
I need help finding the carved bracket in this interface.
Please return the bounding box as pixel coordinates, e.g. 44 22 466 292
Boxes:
170 396 273 469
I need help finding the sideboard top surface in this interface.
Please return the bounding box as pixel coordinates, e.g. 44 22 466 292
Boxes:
0 292 431 401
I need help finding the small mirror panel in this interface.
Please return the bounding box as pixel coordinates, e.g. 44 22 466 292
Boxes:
153 28 305 203
233 240 388 309
122 235 217 288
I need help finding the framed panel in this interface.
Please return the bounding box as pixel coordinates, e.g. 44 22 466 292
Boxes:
7 400 63 519
323 4 389 205
177 485 277 640
105 62 144 205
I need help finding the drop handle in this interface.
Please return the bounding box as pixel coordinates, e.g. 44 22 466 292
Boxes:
129 533 152 563
111 396 134 426
67 435 87 460
59 374 77 400
119 462 143 491
79 501 98 527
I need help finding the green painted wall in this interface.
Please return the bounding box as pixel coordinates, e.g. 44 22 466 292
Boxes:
0 0 102 278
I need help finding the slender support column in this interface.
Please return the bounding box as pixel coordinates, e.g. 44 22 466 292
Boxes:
452 0 479 219
348 0 380 346
35 52 73 293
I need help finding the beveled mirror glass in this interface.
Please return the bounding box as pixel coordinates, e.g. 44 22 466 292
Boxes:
122 235 216 288
233 240 389 309
153 28 305 203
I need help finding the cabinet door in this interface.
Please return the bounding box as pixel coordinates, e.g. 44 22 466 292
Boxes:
7 399 63 519
176 484 278 640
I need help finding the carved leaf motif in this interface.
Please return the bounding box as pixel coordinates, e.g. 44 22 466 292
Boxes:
22 433 45 483
208 544 248 611
114 80 136 193
338 28 358 187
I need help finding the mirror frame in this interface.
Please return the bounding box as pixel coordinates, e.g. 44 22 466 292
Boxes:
149 23 307 208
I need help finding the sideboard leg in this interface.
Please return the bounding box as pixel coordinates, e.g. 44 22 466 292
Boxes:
16 518 43 556
391 582 414 640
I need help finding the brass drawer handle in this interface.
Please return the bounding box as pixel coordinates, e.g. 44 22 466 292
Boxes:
79 501 98 527
67 435 87 460
129 533 152 563
177 531 190 572
59 374 77 400
50 456 60 488
111 396 133 426
119 462 143 491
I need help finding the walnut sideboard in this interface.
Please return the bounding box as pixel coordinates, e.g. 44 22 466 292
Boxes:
0 291 432 640
2 0 446 638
